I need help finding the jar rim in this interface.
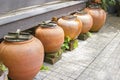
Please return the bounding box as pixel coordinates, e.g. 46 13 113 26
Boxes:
4 30 33 42
88 4 101 9
3 36 35 45
74 11 88 15
39 22 56 28
61 15 77 20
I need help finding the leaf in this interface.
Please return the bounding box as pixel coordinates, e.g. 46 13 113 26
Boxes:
86 32 92 37
61 36 71 51
73 40 78 49
65 36 71 43
0 63 7 71
40 65 49 71
65 44 69 49
101 0 116 10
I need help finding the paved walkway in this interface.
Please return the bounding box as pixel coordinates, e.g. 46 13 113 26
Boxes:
34 15 120 80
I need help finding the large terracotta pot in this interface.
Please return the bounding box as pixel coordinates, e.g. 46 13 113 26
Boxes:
35 22 64 53
57 15 82 39
0 32 44 80
73 11 93 34
84 5 106 32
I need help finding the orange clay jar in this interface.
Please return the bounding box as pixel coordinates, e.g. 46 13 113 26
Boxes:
57 15 82 39
73 11 93 34
0 32 44 80
95 0 101 3
84 4 106 32
35 22 64 53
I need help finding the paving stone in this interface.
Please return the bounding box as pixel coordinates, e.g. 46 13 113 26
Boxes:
70 67 86 79
67 78 75 80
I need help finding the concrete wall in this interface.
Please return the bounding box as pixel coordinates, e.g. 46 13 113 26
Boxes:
0 0 54 15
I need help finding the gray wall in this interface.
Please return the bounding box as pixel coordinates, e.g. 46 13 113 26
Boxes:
0 0 55 15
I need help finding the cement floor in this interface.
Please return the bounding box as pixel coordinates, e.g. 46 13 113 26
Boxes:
34 15 120 80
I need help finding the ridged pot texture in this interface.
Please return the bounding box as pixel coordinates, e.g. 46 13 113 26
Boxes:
57 15 82 39
74 12 93 33
0 37 44 80
35 25 64 53
85 7 106 32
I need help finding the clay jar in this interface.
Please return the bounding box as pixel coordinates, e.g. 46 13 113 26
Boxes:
0 32 44 80
95 0 101 3
84 4 106 32
35 22 64 53
57 15 82 39
73 11 93 34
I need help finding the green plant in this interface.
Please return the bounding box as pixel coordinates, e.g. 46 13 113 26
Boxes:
73 39 78 49
87 0 117 11
40 65 49 71
0 63 7 72
86 32 92 37
101 0 116 10
0 62 7 76
61 36 71 51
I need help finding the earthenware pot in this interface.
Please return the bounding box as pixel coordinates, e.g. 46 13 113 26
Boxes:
35 22 64 53
0 31 44 80
57 15 82 39
95 0 101 3
84 4 106 32
73 11 93 33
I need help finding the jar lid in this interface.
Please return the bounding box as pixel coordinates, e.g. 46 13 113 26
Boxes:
4 29 32 42
39 22 56 28
88 3 101 9
75 11 87 15
62 15 77 20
